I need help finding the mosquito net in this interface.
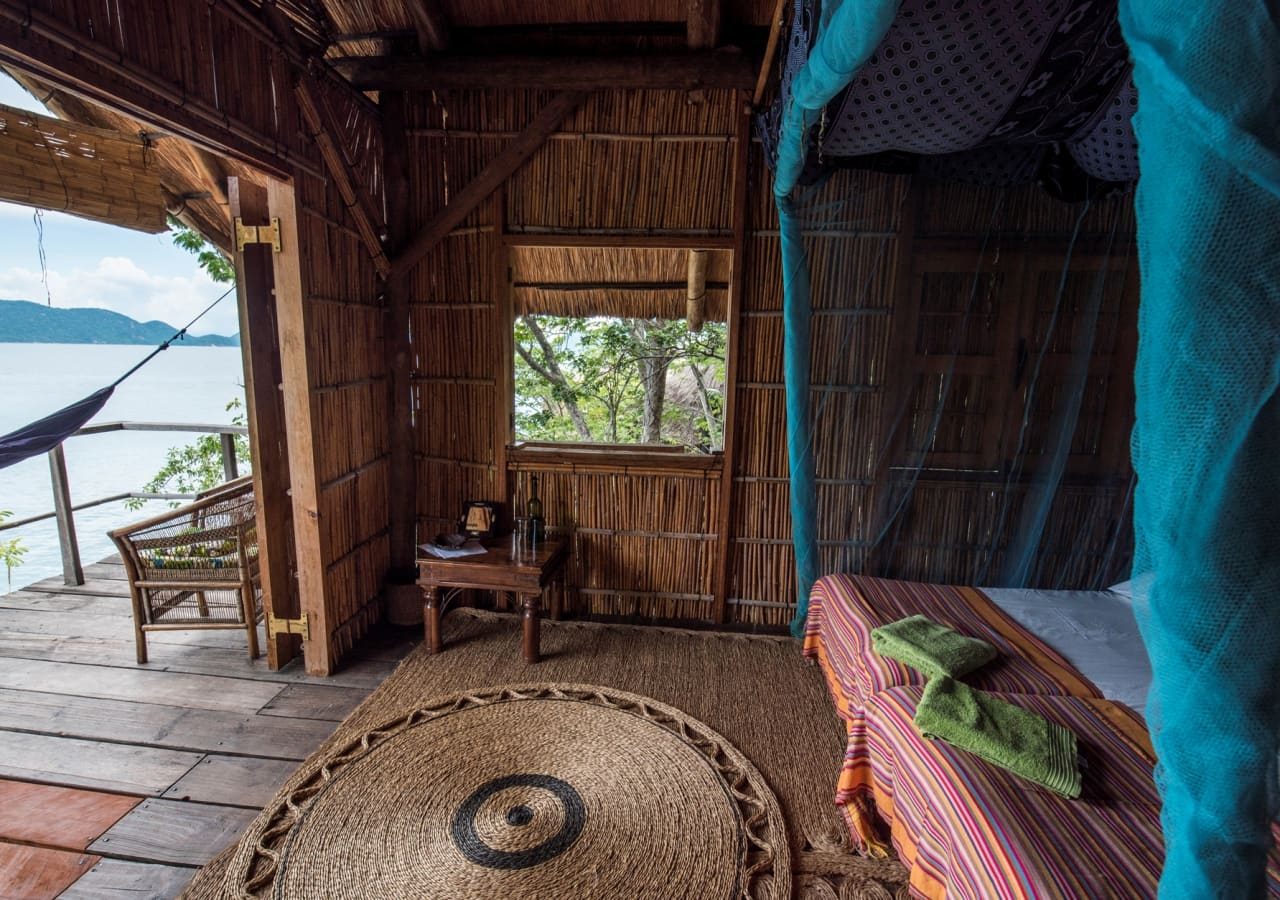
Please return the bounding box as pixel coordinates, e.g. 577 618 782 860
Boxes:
1120 1 1280 895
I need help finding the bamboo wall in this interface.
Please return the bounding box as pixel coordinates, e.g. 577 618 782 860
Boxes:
290 103 391 663
403 88 738 622
405 87 1138 630
731 162 1137 625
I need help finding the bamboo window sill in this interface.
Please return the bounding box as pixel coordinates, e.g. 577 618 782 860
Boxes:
507 444 723 477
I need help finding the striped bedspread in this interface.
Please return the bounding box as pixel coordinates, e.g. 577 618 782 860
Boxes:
862 686 1280 899
802 574 1101 850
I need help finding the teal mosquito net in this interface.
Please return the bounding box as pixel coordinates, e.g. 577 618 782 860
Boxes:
1121 1 1280 896
772 0 1280 894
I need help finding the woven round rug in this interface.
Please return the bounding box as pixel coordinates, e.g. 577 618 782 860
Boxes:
224 684 791 899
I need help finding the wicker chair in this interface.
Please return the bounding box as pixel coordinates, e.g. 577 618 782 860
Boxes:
110 478 261 663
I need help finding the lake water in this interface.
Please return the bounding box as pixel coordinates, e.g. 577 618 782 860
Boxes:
0 343 247 589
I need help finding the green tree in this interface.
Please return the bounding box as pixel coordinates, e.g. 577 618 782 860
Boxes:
0 509 27 589
169 217 235 284
126 399 252 510
513 314 727 452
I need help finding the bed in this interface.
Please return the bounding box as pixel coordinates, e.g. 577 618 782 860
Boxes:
862 685 1280 899
802 574 1139 850
803 573 1279 897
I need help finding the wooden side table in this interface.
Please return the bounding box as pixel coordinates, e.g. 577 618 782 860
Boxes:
417 538 569 664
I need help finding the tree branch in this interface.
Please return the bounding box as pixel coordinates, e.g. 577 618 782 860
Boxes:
518 316 594 441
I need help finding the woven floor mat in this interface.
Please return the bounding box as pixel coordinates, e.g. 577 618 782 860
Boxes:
182 609 907 899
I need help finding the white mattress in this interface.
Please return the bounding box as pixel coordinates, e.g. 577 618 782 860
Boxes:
981 587 1152 715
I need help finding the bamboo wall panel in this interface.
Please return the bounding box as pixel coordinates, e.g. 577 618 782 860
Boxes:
406 88 736 621
293 160 390 665
509 467 721 621
726 161 1139 626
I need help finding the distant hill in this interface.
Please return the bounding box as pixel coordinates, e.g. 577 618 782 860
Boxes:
0 299 238 346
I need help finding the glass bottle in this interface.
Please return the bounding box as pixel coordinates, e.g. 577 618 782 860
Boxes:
527 476 544 543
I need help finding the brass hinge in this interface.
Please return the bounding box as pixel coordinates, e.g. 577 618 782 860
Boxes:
267 611 309 640
234 216 282 253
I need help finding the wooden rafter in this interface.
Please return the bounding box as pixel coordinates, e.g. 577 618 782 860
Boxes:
294 82 391 278
391 91 584 280
256 0 390 276
404 0 450 53
687 0 721 49
341 53 754 91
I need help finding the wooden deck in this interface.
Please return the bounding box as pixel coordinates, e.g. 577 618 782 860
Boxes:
0 556 414 899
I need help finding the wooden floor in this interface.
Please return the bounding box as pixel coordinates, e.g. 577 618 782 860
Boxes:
0 556 414 899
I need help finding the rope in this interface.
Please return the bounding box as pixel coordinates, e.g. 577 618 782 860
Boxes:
109 284 237 389
32 210 52 306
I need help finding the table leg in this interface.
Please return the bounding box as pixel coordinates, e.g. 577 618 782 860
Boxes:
522 592 541 664
550 577 562 621
424 586 442 654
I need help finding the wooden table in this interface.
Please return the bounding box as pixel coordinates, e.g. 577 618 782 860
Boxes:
417 538 568 663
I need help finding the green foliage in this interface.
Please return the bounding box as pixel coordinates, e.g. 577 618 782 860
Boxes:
514 314 727 452
0 509 27 589
126 398 252 510
169 217 235 284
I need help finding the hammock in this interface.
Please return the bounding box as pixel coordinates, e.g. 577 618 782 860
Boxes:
0 285 235 471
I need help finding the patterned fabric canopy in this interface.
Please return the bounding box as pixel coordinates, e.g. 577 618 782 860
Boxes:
766 0 1139 190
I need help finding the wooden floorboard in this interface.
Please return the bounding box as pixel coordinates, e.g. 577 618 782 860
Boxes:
163 755 299 808
0 631 399 688
0 607 260 650
0 657 284 714
259 682 369 721
0 780 138 850
0 687 334 759
0 844 99 900
0 732 203 796
0 563 408 898
88 799 258 867
58 858 194 900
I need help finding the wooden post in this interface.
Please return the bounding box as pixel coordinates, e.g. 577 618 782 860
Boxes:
493 191 512 529
382 92 418 577
229 175 300 670
219 432 239 481
712 91 752 624
687 249 708 332
268 177 332 676
688 0 721 49
47 444 83 586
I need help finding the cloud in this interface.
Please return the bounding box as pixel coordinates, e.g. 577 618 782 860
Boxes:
0 256 239 336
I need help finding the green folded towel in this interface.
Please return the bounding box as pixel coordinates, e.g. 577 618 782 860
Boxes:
913 676 1082 799
871 615 997 679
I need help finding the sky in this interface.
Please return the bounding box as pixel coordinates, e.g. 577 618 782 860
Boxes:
0 75 240 337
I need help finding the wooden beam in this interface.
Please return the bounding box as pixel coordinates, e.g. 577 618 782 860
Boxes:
405 0 450 52
268 177 332 676
294 82 391 278
380 93 417 576
688 0 721 49
392 92 584 280
341 53 754 92
753 0 788 107
713 91 752 624
0 5 303 180
229 176 299 671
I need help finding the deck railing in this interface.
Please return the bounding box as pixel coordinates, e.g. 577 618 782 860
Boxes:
0 421 248 586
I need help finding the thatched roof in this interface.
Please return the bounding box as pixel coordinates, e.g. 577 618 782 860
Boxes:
511 245 731 321
2 70 264 254
0 99 166 232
